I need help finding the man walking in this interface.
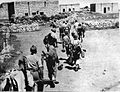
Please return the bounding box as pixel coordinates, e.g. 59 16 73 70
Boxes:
43 28 57 48
44 44 59 81
26 45 44 91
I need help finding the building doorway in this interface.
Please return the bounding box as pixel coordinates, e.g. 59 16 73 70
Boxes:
73 8 75 11
104 7 106 13
8 2 15 22
63 9 65 12
90 4 96 12
69 8 71 11
40 12 44 15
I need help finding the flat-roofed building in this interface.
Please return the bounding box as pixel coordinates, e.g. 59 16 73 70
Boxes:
59 3 80 13
0 0 59 21
90 3 119 14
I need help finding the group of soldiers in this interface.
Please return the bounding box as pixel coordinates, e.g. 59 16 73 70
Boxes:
42 19 86 83
0 18 86 92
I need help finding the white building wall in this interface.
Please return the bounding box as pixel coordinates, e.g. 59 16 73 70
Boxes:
112 3 119 13
14 0 59 17
59 5 67 12
29 1 43 15
66 5 72 11
96 3 118 14
14 1 28 17
74 4 80 11
96 3 102 13
71 5 75 11
59 4 80 13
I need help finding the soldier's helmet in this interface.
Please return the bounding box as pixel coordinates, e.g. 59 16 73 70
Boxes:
30 45 37 54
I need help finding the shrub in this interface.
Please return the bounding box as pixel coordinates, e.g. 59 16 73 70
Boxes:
115 22 119 28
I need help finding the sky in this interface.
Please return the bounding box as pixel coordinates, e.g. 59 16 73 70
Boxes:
0 0 119 8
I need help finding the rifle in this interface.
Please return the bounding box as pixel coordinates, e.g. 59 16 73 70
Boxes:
42 51 46 57
35 79 56 88
22 56 32 91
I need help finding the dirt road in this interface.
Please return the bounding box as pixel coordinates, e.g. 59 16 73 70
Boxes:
14 26 120 92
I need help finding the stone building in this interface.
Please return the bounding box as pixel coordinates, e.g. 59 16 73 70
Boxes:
90 3 118 14
14 0 59 17
59 3 80 13
0 0 59 21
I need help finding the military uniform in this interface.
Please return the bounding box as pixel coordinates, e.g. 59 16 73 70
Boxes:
46 45 59 80
63 35 71 55
26 54 43 80
43 33 57 47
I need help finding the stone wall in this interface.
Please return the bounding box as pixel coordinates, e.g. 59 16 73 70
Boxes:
14 0 59 17
59 4 80 13
0 3 9 20
14 1 29 17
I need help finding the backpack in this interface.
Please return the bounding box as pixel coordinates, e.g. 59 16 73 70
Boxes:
43 33 50 45
43 33 56 46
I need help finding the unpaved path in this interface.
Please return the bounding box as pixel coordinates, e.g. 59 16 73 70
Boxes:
14 26 120 92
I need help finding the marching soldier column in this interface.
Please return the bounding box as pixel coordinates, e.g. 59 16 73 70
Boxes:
0 17 87 92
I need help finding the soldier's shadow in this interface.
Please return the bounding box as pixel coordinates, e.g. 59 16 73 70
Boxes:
65 66 75 71
59 58 76 71
65 66 74 69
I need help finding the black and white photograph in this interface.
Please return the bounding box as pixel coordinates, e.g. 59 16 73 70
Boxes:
0 0 119 91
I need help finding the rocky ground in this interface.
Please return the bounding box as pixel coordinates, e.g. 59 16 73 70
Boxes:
12 25 120 92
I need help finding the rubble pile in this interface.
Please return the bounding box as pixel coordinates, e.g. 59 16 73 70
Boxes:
9 22 40 33
85 19 119 30
57 12 119 30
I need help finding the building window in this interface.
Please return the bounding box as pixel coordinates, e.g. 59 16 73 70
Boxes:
37 11 39 14
32 12 36 16
73 8 75 11
40 12 44 15
108 7 110 11
25 13 28 16
104 7 106 13
63 9 65 12
44 1 46 7
69 8 71 11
